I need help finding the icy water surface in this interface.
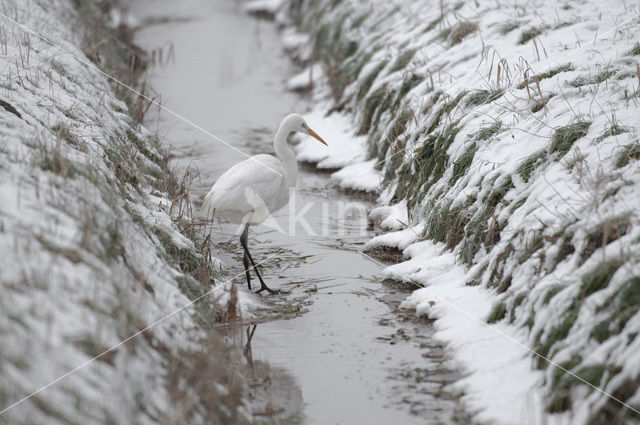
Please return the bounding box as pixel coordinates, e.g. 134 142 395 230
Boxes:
133 0 460 423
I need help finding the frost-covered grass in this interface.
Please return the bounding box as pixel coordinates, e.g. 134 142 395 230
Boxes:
0 1 264 423
279 0 640 423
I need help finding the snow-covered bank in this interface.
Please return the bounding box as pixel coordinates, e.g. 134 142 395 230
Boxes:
0 1 256 423
294 108 382 191
278 0 640 423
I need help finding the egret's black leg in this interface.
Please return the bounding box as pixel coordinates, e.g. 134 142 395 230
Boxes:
240 225 252 290
242 250 252 290
239 224 277 294
242 251 252 290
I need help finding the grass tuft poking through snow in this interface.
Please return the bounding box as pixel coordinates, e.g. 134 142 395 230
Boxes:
550 121 591 157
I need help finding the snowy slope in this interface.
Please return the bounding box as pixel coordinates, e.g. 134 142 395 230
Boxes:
278 0 640 423
0 1 254 423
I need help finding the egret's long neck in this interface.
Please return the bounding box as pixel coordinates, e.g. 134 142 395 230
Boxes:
274 126 297 188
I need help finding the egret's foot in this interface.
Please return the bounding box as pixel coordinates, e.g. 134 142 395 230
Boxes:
256 284 279 295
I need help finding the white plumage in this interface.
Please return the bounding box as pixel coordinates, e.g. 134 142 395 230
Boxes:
201 113 327 293
202 154 289 224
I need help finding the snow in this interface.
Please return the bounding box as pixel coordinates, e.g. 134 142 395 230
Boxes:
392 241 545 424
281 28 310 52
285 63 323 91
370 200 409 230
244 0 283 16
0 1 242 423
331 160 382 192
294 107 382 190
281 27 313 63
365 223 425 251
294 98 550 420
295 108 370 167
279 0 640 422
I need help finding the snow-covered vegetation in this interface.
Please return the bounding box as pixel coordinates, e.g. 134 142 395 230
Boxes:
0 1 266 423
277 0 640 423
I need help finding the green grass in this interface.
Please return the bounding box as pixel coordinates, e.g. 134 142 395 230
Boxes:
450 143 478 184
575 364 607 389
487 302 507 323
486 243 515 289
465 89 504 106
424 91 467 134
590 377 640 423
484 175 514 209
436 26 453 42
424 16 443 33
356 61 387 101
615 143 640 168
550 354 583 386
442 91 467 114
517 64 573 89
629 42 640 56
350 12 370 29
594 123 626 143
379 108 412 161
591 276 640 343
519 26 545 44
590 320 612 343
343 40 359 58
325 49 376 102
509 292 527 322
394 73 423 110
580 259 623 298
389 49 417 73
535 300 580 368
616 277 640 321
446 91 469 114
395 121 461 205
498 21 520 35
509 197 526 213
416 122 461 188
423 90 443 113
358 86 387 134
474 121 502 141
550 121 590 157
569 69 617 87
548 361 605 412
423 197 475 249
525 312 535 329
552 233 575 269
456 175 514 264
553 21 574 29
312 13 373 102
155 228 205 276
518 232 544 265
518 151 547 183
543 286 564 304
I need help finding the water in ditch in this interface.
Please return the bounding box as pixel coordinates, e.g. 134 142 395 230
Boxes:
132 0 461 423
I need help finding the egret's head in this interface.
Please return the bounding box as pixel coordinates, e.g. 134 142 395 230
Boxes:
284 113 327 145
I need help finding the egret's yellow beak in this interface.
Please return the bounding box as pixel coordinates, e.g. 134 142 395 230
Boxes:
306 126 328 146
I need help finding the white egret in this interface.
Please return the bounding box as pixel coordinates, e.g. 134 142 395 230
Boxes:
201 113 327 293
